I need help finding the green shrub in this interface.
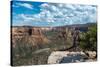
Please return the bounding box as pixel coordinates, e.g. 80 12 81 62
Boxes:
79 24 97 51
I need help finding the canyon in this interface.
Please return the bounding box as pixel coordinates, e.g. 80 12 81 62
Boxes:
11 23 96 65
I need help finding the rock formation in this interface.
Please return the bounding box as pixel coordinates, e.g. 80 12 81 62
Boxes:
47 51 96 64
11 26 50 48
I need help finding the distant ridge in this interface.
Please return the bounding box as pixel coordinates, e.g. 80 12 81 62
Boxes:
11 23 96 28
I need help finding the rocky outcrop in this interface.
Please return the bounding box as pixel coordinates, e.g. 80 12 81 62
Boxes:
84 51 97 59
11 26 50 48
12 27 43 37
47 51 96 64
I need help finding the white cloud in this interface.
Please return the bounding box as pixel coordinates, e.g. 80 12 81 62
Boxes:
12 4 19 8
65 4 76 10
13 3 97 26
40 3 49 8
16 3 33 9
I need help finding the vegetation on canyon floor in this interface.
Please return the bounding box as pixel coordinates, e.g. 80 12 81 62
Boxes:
11 23 97 66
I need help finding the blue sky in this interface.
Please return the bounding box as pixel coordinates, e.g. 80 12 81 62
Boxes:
11 1 97 27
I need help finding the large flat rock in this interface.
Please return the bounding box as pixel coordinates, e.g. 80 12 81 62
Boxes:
48 51 96 64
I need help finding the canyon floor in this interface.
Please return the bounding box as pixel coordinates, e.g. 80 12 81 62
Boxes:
11 24 97 66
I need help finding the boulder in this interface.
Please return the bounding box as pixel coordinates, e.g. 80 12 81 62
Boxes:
47 51 88 64
85 51 96 59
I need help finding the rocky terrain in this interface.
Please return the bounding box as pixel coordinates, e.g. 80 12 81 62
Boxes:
11 23 97 66
48 51 96 64
11 24 87 50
